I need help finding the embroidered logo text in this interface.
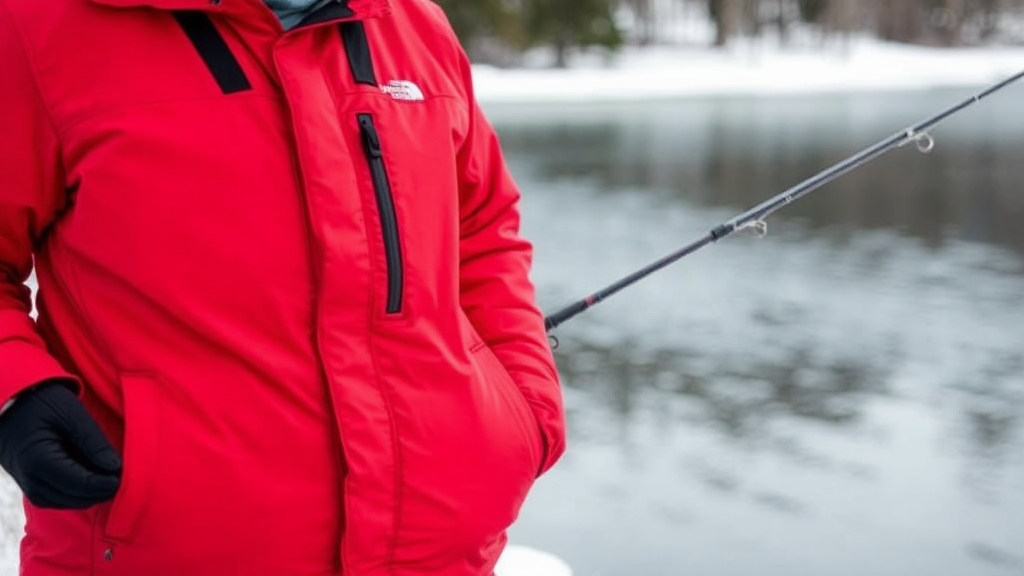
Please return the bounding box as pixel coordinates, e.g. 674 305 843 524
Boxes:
380 80 425 102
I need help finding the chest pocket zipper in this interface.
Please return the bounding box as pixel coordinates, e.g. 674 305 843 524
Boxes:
357 114 404 315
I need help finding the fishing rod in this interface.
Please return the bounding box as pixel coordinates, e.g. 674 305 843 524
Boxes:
543 68 1024 343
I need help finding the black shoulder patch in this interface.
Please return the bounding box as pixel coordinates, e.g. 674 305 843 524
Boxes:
173 11 252 94
339 21 377 86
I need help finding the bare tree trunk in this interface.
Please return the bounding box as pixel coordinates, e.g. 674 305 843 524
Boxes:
876 0 923 43
934 0 969 45
822 0 859 49
711 0 742 46
975 0 1002 40
635 0 656 46
776 0 791 45
744 0 762 37
553 35 569 68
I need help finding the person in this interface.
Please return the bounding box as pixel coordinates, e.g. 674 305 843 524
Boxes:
0 0 566 574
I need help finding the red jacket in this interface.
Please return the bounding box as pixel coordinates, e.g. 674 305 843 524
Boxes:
0 0 565 574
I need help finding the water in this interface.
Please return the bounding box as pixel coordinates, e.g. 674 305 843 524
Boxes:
492 89 1024 576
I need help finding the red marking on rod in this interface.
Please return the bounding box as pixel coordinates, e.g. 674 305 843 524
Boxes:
585 295 597 306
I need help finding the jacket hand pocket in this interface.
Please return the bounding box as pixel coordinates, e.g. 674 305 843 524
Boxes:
470 342 545 477
103 373 160 544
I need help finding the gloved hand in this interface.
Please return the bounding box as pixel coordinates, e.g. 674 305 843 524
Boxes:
0 380 121 509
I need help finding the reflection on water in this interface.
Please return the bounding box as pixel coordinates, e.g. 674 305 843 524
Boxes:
492 90 1024 255
490 89 1024 576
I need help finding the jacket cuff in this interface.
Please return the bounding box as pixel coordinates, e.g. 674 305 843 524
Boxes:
512 373 566 477
0 338 80 406
530 404 566 476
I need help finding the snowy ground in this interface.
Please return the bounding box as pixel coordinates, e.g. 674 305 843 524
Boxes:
473 39 1024 104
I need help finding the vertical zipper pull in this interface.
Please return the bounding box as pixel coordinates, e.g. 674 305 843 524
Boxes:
359 115 382 158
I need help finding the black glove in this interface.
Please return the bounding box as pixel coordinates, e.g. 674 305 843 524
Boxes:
0 380 121 509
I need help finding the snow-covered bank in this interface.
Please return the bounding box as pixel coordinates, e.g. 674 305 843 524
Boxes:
495 545 573 576
472 40 1024 103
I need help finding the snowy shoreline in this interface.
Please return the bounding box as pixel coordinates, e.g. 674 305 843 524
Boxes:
472 40 1024 104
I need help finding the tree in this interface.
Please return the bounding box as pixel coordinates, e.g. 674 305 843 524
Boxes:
875 0 927 43
436 0 1024 63
433 0 523 63
797 0 828 24
708 0 744 46
974 0 1004 40
623 0 657 46
774 0 794 44
522 0 623 67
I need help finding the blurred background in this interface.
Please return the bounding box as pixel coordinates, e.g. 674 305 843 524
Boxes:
437 0 1024 66
2 2 1022 576
441 1 1024 576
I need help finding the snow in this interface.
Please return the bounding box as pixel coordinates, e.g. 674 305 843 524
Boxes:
472 38 1024 104
495 545 574 576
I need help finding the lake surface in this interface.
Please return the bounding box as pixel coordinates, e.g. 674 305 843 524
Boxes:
491 88 1024 576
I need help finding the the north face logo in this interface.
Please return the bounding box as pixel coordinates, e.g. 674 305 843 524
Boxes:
380 80 425 102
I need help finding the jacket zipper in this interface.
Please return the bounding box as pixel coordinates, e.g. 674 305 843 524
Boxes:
357 113 404 315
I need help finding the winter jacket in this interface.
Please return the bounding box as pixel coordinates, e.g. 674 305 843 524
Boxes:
0 0 566 574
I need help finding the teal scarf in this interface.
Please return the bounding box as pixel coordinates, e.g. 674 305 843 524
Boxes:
264 0 335 30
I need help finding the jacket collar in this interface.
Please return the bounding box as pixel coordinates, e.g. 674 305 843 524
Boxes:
89 0 390 20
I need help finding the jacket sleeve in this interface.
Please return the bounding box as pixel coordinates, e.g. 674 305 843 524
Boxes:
454 52 566 476
0 2 79 406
